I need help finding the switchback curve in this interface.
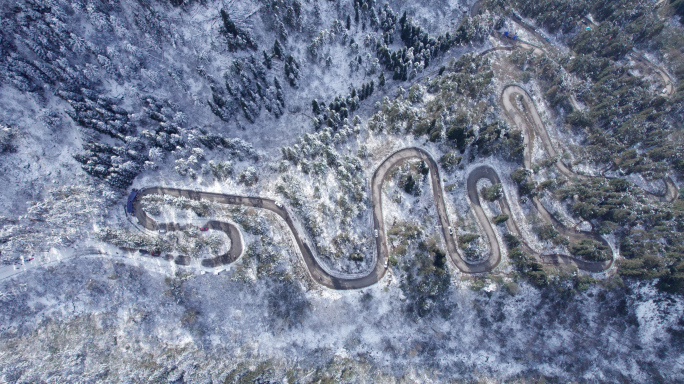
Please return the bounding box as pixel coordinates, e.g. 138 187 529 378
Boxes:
502 84 678 203
130 147 484 290
128 147 523 289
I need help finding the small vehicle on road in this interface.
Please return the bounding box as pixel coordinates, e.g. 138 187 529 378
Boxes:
448 226 453 235
384 260 389 268
27 257 34 262
200 227 209 231
374 229 378 238
151 251 161 256
158 229 167 234
275 201 283 208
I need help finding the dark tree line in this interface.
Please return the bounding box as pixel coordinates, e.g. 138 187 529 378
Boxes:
496 0 664 43
209 45 289 123
259 0 303 41
220 9 258 51
375 9 457 81
310 79 375 130
284 54 301 88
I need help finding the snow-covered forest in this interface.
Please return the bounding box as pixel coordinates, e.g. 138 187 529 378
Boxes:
0 0 683 382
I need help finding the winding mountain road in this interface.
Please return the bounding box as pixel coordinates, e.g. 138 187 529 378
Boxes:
124 36 681 288
131 147 511 289
130 139 615 290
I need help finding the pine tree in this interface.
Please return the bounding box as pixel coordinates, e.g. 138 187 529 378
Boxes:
284 55 300 87
221 9 239 37
370 7 378 29
256 82 264 98
263 51 272 69
346 15 351 30
379 72 385 87
273 40 283 60
274 77 285 107
312 99 320 115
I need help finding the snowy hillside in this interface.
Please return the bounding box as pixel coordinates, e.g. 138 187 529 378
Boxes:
1 0 683 382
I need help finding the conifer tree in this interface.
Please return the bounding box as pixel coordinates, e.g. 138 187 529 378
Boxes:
273 40 283 60
263 51 272 69
312 99 320 115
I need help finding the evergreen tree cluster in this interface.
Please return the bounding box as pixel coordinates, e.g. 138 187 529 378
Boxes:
138 97 186 151
196 133 259 161
553 177 684 294
73 92 257 189
348 2 474 82
0 125 18 154
2 3 96 94
59 90 133 139
74 139 145 189
74 96 182 188
259 0 304 41
502 0 664 44
311 79 375 130
0 1 160 189
220 9 258 51
375 10 457 81
210 51 286 124
405 53 496 146
303 3 490 135
284 54 301 88
0 0 265 192
351 0 381 32
374 2 398 46
399 237 451 319
563 56 678 176
673 0 684 23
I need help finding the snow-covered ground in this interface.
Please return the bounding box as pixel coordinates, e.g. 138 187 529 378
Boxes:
1 254 683 382
0 0 682 381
